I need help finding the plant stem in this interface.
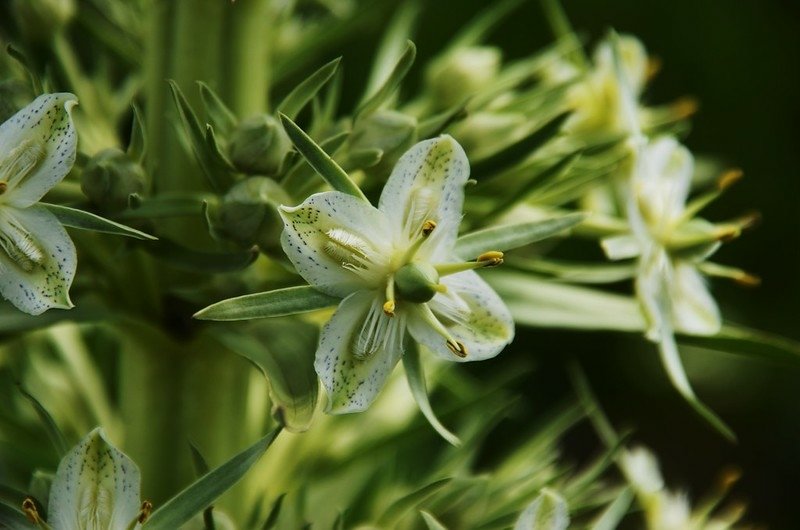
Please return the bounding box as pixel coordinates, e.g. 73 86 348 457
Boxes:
224 0 273 117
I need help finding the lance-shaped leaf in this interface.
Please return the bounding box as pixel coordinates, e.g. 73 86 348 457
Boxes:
142 238 258 273
43 203 157 240
420 511 448 530
455 212 586 259
279 114 367 201
195 285 339 321
168 80 235 192
17 385 68 456
214 319 319 432
376 479 452 528
48 428 142 530
276 57 342 120
198 82 237 136
356 40 416 118
145 428 281 530
127 104 147 164
403 343 461 446
513 489 569 530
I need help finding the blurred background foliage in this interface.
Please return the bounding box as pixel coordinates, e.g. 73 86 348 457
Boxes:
354 1 797 527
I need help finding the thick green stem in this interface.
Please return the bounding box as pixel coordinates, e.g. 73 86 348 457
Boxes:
224 0 273 117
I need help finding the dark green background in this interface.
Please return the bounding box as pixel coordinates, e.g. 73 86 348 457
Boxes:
378 1 799 527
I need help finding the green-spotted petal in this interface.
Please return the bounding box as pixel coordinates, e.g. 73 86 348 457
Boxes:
280 191 393 298
408 270 514 362
670 262 721 336
378 135 469 254
0 205 76 315
48 428 141 530
315 290 405 413
0 93 78 208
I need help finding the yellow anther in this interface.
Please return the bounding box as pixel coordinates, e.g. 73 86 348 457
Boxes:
646 57 662 80
383 300 395 317
672 96 699 119
446 340 468 358
422 219 437 236
138 501 153 524
717 168 743 191
734 272 761 288
22 498 51 528
477 250 504 267
433 283 448 294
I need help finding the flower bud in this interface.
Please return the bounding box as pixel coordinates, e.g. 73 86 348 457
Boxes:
450 111 526 160
213 177 291 252
350 110 417 175
12 0 76 41
228 114 291 175
395 262 440 303
426 46 502 108
81 148 146 212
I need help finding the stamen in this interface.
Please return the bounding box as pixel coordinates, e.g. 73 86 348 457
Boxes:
417 303 468 359
127 500 153 530
401 219 437 262
446 340 468 358
434 251 504 276
717 169 743 191
671 96 699 119
383 276 396 316
22 498 52 529
697 262 761 287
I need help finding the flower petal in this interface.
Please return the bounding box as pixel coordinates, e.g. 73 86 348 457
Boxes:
670 262 721 335
280 191 392 298
378 135 469 257
48 428 141 530
0 93 78 208
637 137 693 228
0 205 76 315
315 290 406 413
408 270 514 362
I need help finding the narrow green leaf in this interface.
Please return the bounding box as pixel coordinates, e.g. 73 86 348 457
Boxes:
17 385 68 456
420 511 448 530
198 81 237 136
118 193 212 220
447 0 525 51
417 103 468 138
510 257 636 284
356 40 416 118
682 324 800 366
279 114 367 200
486 271 645 331
43 203 157 240
205 124 236 171
143 238 258 273
403 343 461 446
127 103 147 163
214 319 319 432
260 494 286 530
5 45 43 96
364 1 420 97
195 285 339 321
456 212 586 259
539 0 588 68
189 441 210 476
276 57 342 120
282 131 350 192
588 487 634 530
168 80 234 192
145 429 282 530
377 478 452 527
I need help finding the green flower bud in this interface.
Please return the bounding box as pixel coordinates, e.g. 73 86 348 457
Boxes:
350 110 417 175
450 111 526 160
214 177 291 252
81 148 146 212
12 0 75 41
394 262 440 303
228 114 291 175
426 46 502 108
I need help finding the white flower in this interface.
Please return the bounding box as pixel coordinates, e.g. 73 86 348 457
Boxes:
280 135 514 413
0 93 78 315
606 136 722 338
45 428 145 530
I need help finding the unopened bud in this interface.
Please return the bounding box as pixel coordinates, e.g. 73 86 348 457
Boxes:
213 177 291 252
229 114 291 175
81 148 146 212
426 47 501 108
350 110 417 174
